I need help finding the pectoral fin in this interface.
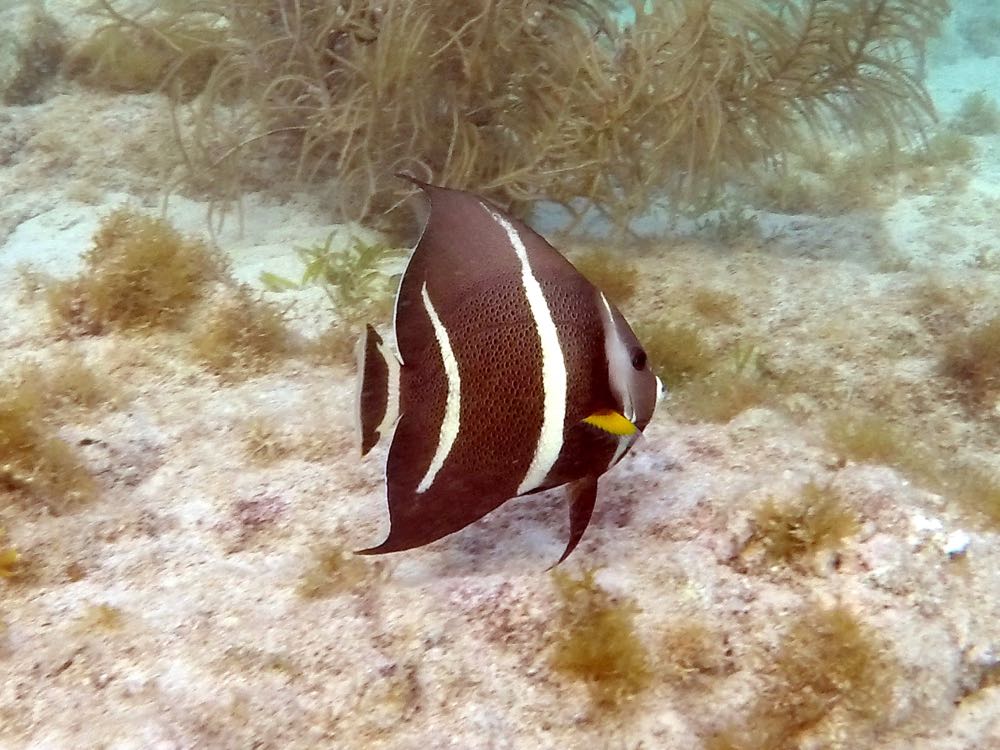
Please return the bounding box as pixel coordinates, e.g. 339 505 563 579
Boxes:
553 476 599 566
582 410 638 436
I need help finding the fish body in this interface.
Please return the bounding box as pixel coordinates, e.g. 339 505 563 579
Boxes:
356 177 663 562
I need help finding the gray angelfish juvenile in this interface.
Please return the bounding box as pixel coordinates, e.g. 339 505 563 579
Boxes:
355 176 664 563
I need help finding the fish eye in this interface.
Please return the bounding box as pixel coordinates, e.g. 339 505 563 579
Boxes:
630 348 647 370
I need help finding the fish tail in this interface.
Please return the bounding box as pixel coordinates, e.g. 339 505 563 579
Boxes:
354 325 400 456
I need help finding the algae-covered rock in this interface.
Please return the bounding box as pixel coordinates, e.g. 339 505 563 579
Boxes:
0 5 65 105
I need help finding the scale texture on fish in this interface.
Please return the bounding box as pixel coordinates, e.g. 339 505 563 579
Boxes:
355 176 664 563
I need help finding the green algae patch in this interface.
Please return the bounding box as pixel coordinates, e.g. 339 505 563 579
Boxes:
637 322 715 389
945 466 1000 531
0 374 97 512
0 529 21 578
941 316 1000 405
47 209 226 334
745 483 859 570
571 249 639 309
709 605 896 750
549 569 650 709
953 91 1000 135
189 289 294 377
65 2 223 98
296 544 375 599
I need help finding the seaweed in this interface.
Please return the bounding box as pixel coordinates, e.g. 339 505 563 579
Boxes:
696 203 762 243
673 344 774 423
297 543 374 599
744 483 859 569
0 371 97 512
242 418 295 465
824 411 924 471
660 619 731 685
549 569 650 709
65 0 224 98
637 322 715 389
952 91 1000 136
0 529 21 578
944 464 1000 530
570 248 639 308
709 605 895 750
263 232 403 365
691 288 740 323
77 603 125 631
941 316 1000 405
297 234 401 328
5 355 121 415
47 209 226 334
189 288 294 377
911 130 976 168
1 7 65 106
108 0 951 230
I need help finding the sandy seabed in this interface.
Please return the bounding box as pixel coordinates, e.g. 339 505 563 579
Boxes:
1 3 1000 749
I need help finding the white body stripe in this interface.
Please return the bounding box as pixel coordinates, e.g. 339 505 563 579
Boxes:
482 203 567 496
598 292 635 423
377 338 402 438
416 282 461 493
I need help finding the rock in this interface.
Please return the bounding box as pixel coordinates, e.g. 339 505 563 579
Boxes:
0 5 65 105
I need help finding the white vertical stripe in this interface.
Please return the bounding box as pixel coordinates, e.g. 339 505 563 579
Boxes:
416 282 461 493
352 329 370 441
376 337 401 438
598 292 635 423
481 203 567 495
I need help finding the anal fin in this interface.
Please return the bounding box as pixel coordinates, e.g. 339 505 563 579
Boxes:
553 476 599 566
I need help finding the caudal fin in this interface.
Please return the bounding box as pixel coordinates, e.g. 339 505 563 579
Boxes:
354 325 400 456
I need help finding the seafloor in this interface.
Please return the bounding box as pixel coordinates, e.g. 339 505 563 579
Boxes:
1 2 999 749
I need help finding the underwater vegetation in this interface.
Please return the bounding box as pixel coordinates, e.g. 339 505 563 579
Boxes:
87 0 949 228
296 543 375 599
945 466 1000 530
659 618 731 686
824 411 926 473
76 602 125 632
44 209 296 377
241 418 347 465
941 315 1000 405
0 529 20 578
263 232 402 364
64 0 224 97
746 121 976 217
709 605 895 750
189 289 293 377
47 209 225 334
744 483 859 570
0 5 64 106
952 91 1000 135
638 319 774 423
242 418 296 465
0 370 96 512
569 248 639 308
638 322 715 389
14 355 120 414
672 345 774 423
549 569 650 709
293 234 401 329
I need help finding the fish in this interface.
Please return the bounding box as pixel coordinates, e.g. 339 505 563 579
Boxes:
355 175 664 563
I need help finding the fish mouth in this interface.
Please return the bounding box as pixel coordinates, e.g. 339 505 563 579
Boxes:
655 375 667 408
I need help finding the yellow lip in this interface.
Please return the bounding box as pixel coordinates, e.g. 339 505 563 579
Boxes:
582 410 638 436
